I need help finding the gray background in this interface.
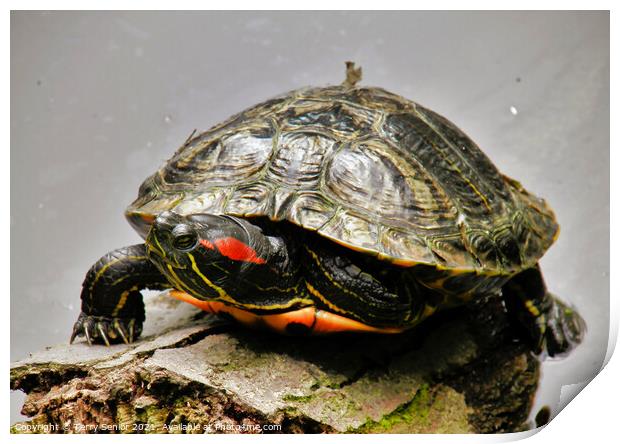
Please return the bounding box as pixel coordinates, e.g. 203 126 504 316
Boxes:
11 11 609 424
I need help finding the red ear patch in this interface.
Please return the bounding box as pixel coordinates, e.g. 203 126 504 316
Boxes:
199 239 215 250
213 237 266 264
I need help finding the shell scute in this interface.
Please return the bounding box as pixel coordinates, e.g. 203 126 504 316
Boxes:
266 131 335 187
286 192 335 230
225 182 273 216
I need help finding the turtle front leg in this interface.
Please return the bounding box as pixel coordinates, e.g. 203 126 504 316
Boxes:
70 244 171 346
502 265 585 357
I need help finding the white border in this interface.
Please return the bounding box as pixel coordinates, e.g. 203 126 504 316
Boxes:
0 0 617 11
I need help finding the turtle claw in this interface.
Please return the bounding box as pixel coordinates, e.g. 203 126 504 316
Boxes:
84 326 93 346
97 323 111 347
70 312 143 346
128 319 136 343
69 322 81 345
112 319 130 345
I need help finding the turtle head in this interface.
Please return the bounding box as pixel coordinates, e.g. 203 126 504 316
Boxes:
146 211 268 301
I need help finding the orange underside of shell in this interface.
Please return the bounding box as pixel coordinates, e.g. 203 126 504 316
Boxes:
168 290 405 335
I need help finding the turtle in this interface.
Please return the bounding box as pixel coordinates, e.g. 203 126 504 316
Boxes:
70 62 584 356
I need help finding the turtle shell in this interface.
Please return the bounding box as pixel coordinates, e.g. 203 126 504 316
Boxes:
126 85 558 274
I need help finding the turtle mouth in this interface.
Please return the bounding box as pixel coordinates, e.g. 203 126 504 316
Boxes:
147 246 187 270
165 260 187 270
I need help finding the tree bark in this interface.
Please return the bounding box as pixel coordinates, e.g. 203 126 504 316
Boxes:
11 292 540 434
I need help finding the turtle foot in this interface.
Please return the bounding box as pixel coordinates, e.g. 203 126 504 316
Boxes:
70 312 142 346
544 296 586 357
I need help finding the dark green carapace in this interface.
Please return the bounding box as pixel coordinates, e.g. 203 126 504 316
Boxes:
71 63 584 356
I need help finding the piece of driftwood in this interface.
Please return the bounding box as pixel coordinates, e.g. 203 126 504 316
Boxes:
11 292 540 434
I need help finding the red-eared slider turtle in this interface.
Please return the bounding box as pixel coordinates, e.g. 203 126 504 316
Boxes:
71 63 584 356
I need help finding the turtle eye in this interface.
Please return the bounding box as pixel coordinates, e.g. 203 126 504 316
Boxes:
171 225 197 251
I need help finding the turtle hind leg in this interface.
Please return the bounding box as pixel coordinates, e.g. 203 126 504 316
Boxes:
542 295 586 356
502 265 585 357
71 244 170 346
